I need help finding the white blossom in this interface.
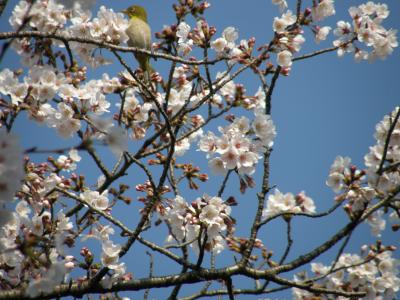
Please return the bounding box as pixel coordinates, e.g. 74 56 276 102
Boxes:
315 26 331 43
263 189 301 217
80 190 110 211
272 0 288 12
312 0 335 22
45 102 81 138
211 37 227 53
252 113 276 147
199 115 275 175
177 22 193 55
273 10 296 33
0 69 28 105
277 50 293 67
101 240 121 269
162 195 231 254
211 27 239 55
175 138 190 156
333 3 397 60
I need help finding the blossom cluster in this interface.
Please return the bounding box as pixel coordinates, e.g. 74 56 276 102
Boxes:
326 107 400 236
0 198 75 296
271 8 305 69
167 18 255 67
0 152 128 296
325 156 385 235
198 114 276 176
161 195 233 254
79 179 128 289
327 157 370 200
10 0 129 67
211 26 257 66
333 2 398 60
365 107 400 235
211 26 239 57
307 0 335 44
80 189 110 211
262 189 316 218
0 199 126 296
10 0 67 32
271 1 398 68
176 22 194 55
117 86 152 140
0 65 130 155
311 0 336 22
293 246 400 300
0 1 398 299
67 6 129 67
365 107 400 194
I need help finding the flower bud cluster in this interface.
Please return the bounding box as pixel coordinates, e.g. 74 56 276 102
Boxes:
173 0 211 19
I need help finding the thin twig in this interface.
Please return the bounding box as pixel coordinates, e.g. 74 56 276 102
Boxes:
143 251 154 300
279 219 293 264
217 170 233 197
377 107 400 175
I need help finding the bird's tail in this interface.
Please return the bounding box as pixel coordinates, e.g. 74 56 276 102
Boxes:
135 53 153 83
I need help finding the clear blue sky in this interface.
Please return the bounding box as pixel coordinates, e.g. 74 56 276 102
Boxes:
1 0 399 299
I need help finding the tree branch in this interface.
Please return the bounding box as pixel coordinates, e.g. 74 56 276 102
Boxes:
0 31 226 65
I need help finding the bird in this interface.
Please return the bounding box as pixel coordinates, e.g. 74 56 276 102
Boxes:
121 5 153 80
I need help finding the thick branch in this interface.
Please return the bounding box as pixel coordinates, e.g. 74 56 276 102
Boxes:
0 31 225 65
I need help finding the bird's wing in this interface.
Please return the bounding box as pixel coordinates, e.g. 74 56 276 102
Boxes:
126 18 151 50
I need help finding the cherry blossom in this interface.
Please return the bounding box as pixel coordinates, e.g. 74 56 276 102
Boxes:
272 0 288 12
199 115 276 175
0 1 398 299
333 2 398 60
262 189 316 217
312 0 336 22
176 22 193 55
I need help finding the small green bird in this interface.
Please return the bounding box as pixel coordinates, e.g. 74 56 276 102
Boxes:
122 5 153 78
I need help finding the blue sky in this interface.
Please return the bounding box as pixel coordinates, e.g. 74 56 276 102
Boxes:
1 0 400 299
